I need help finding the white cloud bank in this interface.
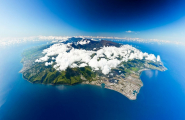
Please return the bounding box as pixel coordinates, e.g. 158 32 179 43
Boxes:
0 36 70 46
35 40 161 74
0 35 183 46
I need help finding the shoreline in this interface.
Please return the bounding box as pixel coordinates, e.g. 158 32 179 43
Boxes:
19 66 167 100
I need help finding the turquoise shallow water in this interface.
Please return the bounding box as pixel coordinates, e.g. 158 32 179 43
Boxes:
0 41 185 120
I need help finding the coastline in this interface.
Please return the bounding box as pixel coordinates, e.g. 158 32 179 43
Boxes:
20 67 167 100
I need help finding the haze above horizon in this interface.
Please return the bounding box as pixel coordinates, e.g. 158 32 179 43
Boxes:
0 0 185 42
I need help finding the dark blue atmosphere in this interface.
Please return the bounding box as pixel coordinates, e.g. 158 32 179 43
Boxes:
0 41 185 120
1 0 185 41
43 0 185 32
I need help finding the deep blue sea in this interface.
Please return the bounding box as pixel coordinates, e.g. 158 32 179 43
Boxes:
0 41 185 120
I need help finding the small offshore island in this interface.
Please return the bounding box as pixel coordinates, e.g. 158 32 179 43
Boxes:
20 37 167 100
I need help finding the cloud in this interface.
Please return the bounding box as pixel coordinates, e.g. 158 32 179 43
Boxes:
35 39 160 75
126 30 133 33
157 55 161 62
35 56 49 62
0 36 70 46
0 35 183 47
45 61 53 66
76 39 90 45
79 63 88 67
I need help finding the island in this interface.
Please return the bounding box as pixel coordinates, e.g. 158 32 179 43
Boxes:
20 37 167 100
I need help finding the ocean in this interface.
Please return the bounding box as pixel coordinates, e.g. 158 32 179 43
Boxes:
0 41 185 120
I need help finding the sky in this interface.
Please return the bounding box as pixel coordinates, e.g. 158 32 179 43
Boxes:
0 0 185 42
